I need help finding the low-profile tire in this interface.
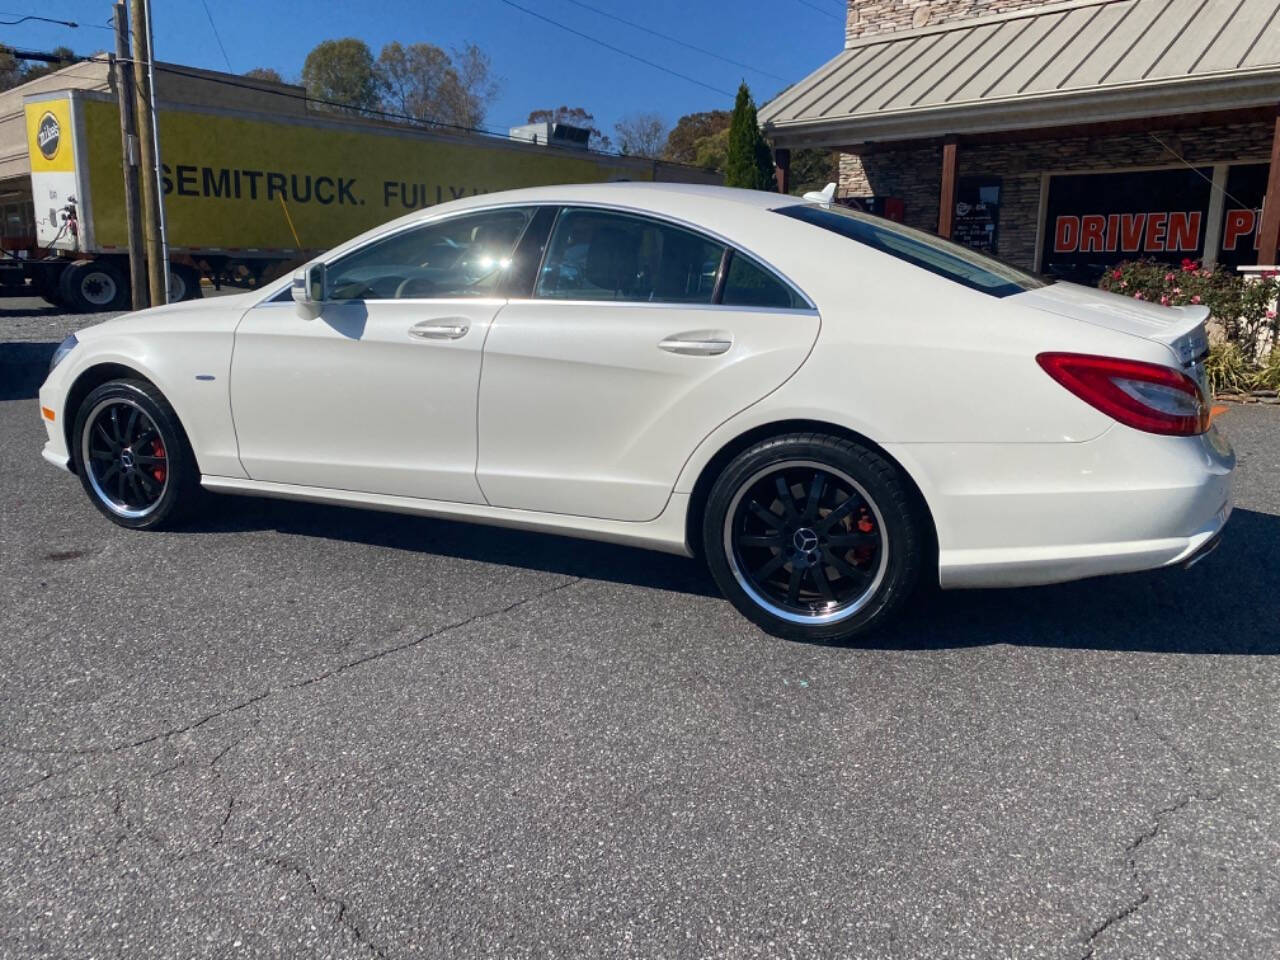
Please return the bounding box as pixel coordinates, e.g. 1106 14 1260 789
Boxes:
59 258 129 312
702 432 925 643
71 379 203 530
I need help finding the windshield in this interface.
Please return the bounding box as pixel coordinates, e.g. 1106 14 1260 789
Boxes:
777 204 1051 299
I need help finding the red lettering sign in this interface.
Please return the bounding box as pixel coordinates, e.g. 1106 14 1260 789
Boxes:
1080 215 1106 253
1144 212 1168 252
1223 209 1257 251
1054 216 1080 253
1166 211 1201 252
1120 214 1145 253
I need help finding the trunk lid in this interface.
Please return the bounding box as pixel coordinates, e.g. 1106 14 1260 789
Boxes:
1015 281 1210 393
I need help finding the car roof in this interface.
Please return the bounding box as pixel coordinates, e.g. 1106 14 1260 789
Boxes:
417 181 804 218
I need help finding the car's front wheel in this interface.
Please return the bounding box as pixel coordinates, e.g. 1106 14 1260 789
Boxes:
703 433 927 642
72 379 202 529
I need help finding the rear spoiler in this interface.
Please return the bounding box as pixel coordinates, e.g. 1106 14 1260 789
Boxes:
1156 305 1210 366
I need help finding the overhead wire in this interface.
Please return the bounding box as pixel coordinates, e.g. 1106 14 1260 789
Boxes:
496 0 734 96
558 0 788 83
16 50 711 167
197 0 233 73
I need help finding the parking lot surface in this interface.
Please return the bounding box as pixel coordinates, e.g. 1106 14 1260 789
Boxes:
2 308 1278 958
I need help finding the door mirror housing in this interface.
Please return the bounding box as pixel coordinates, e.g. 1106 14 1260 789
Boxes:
291 263 326 317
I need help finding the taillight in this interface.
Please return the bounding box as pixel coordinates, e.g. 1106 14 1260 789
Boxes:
1036 352 1208 436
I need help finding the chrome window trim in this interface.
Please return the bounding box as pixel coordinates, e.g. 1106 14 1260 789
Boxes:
532 202 815 311
253 198 817 311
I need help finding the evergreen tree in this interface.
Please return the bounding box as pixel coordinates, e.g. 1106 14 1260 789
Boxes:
724 83 775 191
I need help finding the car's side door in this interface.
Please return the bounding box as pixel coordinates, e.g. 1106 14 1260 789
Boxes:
476 206 821 522
231 205 536 503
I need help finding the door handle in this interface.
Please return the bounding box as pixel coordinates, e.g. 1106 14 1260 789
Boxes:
409 318 470 340
658 332 733 356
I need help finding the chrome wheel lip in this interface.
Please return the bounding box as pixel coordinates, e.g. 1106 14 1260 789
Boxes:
722 459 889 626
81 397 169 519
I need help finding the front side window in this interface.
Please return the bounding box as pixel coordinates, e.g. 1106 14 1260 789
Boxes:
778 203 1049 298
535 208 724 304
327 207 534 301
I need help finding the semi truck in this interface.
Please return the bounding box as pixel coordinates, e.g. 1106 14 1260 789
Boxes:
0 62 716 311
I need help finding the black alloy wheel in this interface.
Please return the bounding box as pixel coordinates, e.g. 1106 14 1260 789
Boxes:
703 433 926 642
725 460 887 621
73 379 202 529
82 397 169 518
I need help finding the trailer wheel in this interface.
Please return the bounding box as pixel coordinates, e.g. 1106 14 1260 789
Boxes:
59 259 129 312
168 265 202 302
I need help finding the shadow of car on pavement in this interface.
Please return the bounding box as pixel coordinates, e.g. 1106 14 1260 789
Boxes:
182 493 1280 656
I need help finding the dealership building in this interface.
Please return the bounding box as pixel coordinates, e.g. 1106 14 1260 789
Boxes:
762 0 1280 281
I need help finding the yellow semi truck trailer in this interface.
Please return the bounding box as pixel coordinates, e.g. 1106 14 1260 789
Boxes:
0 61 716 311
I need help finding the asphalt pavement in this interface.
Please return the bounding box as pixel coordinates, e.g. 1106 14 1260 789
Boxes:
2 307 1278 958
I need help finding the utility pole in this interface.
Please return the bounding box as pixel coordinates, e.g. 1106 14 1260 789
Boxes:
129 0 166 304
112 2 147 308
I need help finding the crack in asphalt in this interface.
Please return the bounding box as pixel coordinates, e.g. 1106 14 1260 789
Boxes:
4 576 584 958
1078 709 1223 959
3 576 583 800
256 853 390 960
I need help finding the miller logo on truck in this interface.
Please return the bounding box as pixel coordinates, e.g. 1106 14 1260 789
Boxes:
36 111 60 160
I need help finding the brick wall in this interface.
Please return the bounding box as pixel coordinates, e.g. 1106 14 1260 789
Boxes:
839 122 1276 269
846 0 1054 43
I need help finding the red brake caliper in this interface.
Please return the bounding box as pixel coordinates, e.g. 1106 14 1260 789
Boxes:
853 508 876 567
151 439 166 484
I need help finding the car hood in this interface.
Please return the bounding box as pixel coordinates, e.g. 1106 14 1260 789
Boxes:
1014 281 1209 366
75 291 260 341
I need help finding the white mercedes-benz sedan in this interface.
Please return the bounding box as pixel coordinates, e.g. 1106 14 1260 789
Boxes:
37 182 1233 641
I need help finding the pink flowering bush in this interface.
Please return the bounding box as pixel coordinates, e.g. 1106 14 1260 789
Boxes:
1098 260 1280 392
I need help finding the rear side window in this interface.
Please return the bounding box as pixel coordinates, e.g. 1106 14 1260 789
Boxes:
535 208 724 304
720 252 805 309
778 204 1049 298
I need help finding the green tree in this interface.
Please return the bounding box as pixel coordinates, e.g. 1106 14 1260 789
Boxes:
243 67 284 83
788 148 838 196
376 42 498 129
724 83 775 191
7 46 77 88
693 126 730 174
662 109 730 165
302 38 379 114
0 50 22 93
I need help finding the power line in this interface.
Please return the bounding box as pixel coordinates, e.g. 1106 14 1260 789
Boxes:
496 0 733 97
0 11 113 30
0 13 77 26
559 0 788 83
197 0 233 72
5 45 716 169
792 0 843 21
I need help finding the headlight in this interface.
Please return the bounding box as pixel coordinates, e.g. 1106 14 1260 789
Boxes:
48 334 78 375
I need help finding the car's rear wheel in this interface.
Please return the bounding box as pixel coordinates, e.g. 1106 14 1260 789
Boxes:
703 433 925 642
72 379 202 529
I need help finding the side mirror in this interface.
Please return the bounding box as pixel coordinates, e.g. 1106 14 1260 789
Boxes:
291 263 326 317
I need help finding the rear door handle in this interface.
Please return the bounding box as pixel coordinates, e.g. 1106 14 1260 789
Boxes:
409 318 470 340
658 332 733 356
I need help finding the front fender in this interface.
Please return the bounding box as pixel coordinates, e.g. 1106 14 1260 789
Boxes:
43 326 245 479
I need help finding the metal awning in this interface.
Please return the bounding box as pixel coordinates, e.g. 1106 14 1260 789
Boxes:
761 0 1280 147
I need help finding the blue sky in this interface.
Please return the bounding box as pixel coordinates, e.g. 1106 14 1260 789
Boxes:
7 0 844 137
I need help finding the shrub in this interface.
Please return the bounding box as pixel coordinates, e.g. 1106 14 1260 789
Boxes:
1098 259 1280 394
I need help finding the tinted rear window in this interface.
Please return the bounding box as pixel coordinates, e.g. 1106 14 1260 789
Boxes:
720 251 806 309
777 204 1049 298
